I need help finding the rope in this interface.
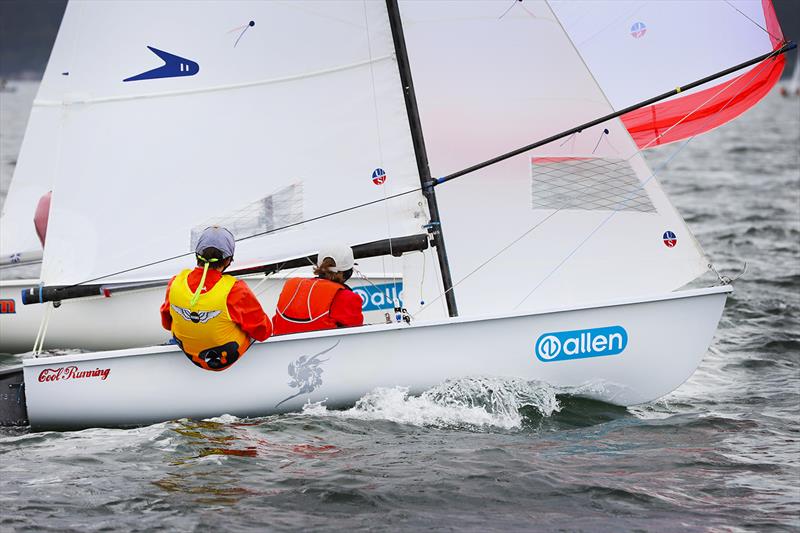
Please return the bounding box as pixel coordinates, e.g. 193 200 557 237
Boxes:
32 302 54 356
418 249 426 306
353 267 385 293
189 255 219 307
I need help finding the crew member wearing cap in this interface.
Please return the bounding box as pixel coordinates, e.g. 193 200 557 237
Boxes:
160 226 272 371
272 244 364 335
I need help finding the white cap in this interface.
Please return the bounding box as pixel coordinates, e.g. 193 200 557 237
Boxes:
317 243 356 272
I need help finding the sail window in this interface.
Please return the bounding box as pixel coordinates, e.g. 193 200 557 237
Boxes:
530 158 654 212
190 182 304 249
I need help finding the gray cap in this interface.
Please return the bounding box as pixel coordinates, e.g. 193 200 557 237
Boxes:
195 226 235 259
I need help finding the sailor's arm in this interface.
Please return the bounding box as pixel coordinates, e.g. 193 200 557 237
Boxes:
330 289 364 328
159 276 177 331
227 280 273 341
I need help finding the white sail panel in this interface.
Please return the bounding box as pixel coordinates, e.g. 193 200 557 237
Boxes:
399 0 709 317
0 106 59 263
38 1 427 285
549 0 784 147
549 0 778 110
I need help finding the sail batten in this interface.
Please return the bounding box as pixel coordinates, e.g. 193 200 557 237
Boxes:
32 55 396 107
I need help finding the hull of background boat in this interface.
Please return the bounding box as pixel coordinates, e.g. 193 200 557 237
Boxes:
0 276 400 354
21 286 731 430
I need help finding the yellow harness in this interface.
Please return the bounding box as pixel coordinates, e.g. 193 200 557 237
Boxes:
168 269 251 371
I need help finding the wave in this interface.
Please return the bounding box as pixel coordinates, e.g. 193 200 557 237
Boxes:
300 376 562 431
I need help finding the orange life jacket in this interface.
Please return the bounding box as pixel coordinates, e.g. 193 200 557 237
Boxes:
168 269 252 371
274 278 344 334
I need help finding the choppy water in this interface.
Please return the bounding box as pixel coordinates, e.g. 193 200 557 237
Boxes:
0 80 798 531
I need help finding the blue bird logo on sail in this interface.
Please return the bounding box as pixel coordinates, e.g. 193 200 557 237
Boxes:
123 46 199 82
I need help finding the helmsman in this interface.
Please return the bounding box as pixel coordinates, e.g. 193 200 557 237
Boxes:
160 226 272 370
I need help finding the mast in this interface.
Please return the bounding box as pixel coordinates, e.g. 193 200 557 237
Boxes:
386 0 459 317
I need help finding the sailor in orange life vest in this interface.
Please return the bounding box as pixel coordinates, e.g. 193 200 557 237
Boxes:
160 226 272 371
272 244 364 335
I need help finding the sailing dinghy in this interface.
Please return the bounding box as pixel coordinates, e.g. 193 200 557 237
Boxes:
0 0 790 429
0 0 786 353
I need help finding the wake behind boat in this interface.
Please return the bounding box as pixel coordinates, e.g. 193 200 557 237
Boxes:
0 0 790 429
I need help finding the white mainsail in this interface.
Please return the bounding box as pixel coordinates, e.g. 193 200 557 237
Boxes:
399 0 708 318
37 1 427 286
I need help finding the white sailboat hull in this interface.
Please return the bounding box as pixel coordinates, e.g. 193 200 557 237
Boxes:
21 286 730 430
0 275 401 354
0 279 174 353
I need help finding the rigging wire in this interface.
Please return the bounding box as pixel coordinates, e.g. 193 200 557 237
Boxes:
411 209 562 318
498 0 519 20
722 0 783 44
60 186 423 290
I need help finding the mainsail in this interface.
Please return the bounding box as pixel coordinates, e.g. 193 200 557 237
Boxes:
550 0 785 148
34 1 428 286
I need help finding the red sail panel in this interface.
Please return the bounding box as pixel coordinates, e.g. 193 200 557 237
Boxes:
622 56 784 148
622 0 784 149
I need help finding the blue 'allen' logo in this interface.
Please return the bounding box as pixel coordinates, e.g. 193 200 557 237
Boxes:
123 46 199 82
352 282 402 311
535 326 627 362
